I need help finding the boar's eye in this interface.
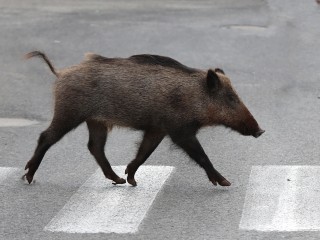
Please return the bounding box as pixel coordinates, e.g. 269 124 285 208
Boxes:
227 92 239 104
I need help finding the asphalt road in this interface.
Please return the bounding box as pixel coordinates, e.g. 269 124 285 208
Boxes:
0 0 319 239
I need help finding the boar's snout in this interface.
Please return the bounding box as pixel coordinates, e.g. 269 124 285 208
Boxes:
238 110 265 138
253 128 265 138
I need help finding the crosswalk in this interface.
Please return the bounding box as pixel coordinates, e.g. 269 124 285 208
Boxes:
0 167 19 183
0 118 38 127
239 165 320 231
44 166 174 234
2 165 320 236
0 166 174 234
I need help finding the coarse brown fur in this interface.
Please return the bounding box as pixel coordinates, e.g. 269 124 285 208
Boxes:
23 51 264 187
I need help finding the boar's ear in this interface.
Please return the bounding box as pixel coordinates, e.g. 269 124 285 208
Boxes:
215 68 225 75
207 69 220 90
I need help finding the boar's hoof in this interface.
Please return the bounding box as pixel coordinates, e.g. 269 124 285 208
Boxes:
112 177 126 185
210 178 231 186
210 179 218 186
218 179 231 186
127 178 137 187
22 173 34 184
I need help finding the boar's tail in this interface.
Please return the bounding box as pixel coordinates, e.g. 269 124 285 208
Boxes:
24 51 58 77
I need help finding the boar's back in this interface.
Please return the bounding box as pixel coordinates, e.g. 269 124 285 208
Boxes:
129 54 198 74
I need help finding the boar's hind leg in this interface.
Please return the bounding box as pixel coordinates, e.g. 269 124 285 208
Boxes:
86 120 126 185
170 135 231 186
125 130 165 186
23 116 82 184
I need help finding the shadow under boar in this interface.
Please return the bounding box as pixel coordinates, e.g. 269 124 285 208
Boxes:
23 51 264 187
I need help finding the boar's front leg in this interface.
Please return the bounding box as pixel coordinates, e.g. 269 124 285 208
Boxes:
125 129 165 186
170 134 231 187
87 120 126 185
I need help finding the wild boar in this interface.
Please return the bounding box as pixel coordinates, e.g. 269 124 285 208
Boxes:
23 51 264 187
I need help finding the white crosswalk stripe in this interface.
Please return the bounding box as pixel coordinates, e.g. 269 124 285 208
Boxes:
0 167 19 183
44 165 175 234
239 165 320 231
0 118 38 127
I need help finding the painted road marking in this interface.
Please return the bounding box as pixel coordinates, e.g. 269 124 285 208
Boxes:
0 118 38 127
44 165 174 234
239 165 320 231
0 167 19 183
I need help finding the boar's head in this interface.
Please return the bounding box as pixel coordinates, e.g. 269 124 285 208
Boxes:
205 69 264 138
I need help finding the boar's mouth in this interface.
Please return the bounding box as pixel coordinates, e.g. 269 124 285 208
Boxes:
240 121 252 136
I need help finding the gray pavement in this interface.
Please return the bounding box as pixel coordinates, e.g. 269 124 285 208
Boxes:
0 0 319 239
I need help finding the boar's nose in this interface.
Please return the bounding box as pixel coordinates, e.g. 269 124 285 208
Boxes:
253 129 265 138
